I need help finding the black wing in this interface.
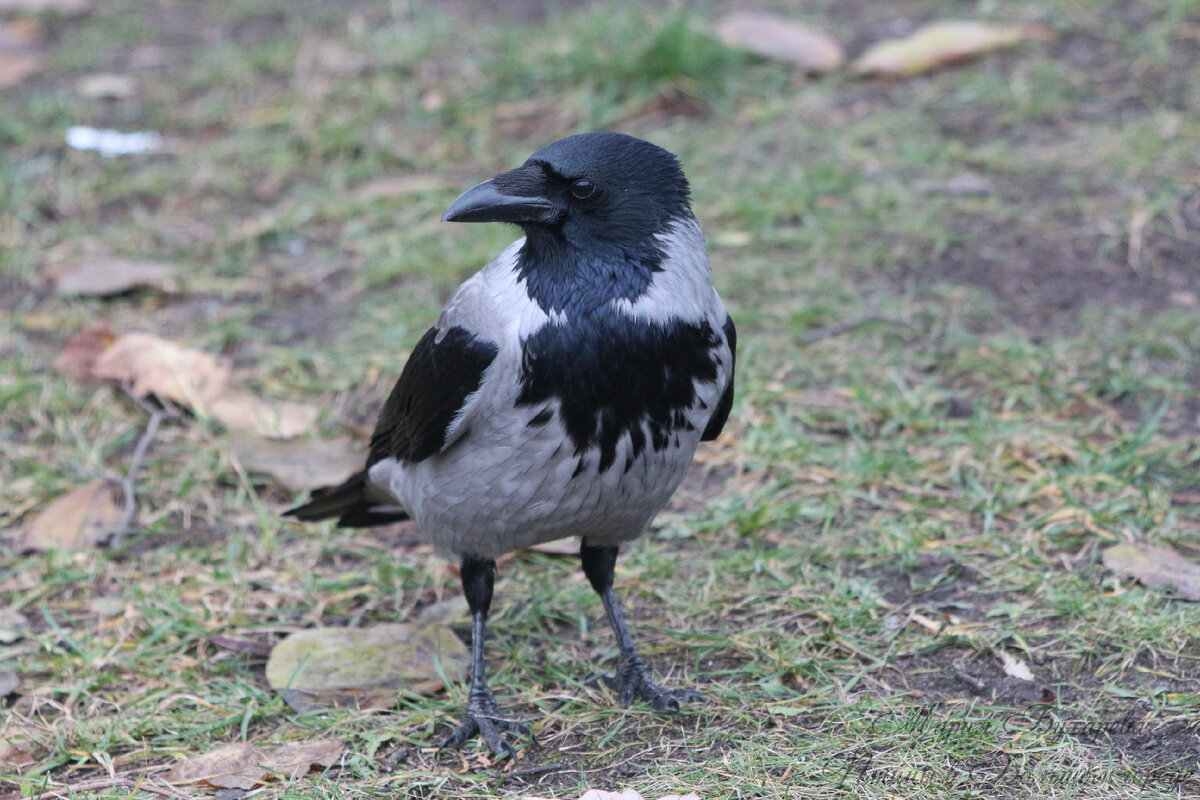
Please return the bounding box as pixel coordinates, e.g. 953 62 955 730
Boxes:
285 324 498 527
366 324 499 467
701 314 736 441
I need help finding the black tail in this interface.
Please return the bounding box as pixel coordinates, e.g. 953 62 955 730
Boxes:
284 470 410 528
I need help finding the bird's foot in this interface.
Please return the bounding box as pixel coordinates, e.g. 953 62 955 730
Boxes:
603 655 702 711
440 691 530 759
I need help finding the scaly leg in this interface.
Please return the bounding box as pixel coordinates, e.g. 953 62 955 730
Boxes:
440 555 529 758
580 541 702 710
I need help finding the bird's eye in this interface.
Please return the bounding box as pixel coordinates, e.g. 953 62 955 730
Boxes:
570 179 597 200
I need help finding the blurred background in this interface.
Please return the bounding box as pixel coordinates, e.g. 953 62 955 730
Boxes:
2 1 1199 797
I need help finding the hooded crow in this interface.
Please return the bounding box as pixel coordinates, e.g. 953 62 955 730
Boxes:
287 131 736 758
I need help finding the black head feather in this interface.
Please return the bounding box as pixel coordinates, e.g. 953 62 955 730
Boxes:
508 132 692 249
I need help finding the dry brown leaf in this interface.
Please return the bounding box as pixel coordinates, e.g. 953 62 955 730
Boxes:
53 257 178 296
266 623 468 699
1103 543 1200 601
524 538 580 556
92 332 231 411
14 480 120 552
852 21 1023 78
53 322 115 382
715 11 843 72
0 738 35 770
164 740 342 789
0 19 42 87
211 389 319 439
75 72 135 99
0 46 39 86
232 434 362 491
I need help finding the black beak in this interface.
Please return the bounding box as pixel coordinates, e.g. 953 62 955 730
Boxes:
442 164 558 225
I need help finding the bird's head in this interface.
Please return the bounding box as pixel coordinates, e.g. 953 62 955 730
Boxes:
442 132 692 254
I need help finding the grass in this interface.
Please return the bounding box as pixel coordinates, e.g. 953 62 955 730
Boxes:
2 0 1200 798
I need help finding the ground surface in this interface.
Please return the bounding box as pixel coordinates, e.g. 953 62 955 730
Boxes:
2 1 1199 798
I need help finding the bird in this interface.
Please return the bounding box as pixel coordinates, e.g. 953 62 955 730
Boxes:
286 131 736 758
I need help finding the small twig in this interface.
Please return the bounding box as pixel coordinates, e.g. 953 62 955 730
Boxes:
953 669 987 692
109 390 182 547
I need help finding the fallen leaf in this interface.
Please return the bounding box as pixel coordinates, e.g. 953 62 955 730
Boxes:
0 19 42 88
53 257 179 296
15 480 120 552
211 389 319 439
266 623 468 700
524 537 579 556
1103 543 1200 601
232 434 362 492
852 21 1023 78
164 740 342 789
998 651 1035 682
75 72 135 99
92 332 231 412
0 738 35 770
54 323 116 382
715 11 843 72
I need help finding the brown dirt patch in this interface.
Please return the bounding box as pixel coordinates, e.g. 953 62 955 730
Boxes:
866 553 1200 780
931 207 1200 334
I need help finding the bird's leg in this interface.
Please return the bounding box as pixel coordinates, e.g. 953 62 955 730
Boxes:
580 541 702 710
440 554 529 758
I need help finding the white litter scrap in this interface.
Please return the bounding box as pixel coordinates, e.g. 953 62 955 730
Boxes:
998 650 1035 682
65 125 162 157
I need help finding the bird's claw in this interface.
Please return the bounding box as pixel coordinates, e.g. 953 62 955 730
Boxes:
603 657 702 711
440 699 529 759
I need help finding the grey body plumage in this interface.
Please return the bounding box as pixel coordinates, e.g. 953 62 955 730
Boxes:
287 132 735 757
